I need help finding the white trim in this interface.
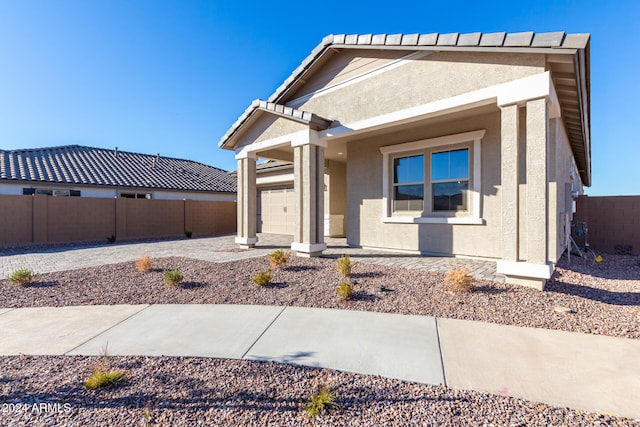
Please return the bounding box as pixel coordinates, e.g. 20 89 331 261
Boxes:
496 260 554 279
236 130 326 159
235 236 258 245
380 130 486 154
381 216 484 225
322 72 557 140
256 174 294 185
380 130 485 223
291 242 327 253
287 51 432 108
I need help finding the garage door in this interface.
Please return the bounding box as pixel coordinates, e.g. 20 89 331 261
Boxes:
257 186 295 234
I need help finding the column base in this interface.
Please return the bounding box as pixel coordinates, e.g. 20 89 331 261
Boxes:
496 261 554 290
235 236 258 248
291 242 327 257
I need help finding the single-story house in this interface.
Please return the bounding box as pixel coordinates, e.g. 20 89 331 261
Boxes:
218 31 591 289
0 145 236 201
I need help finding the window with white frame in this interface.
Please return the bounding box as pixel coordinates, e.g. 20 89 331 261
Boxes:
380 130 484 224
392 154 424 212
431 148 469 212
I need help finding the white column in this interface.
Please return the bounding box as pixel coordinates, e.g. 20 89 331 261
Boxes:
235 153 257 248
291 131 326 257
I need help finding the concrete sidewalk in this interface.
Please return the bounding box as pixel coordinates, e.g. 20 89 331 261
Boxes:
0 304 638 420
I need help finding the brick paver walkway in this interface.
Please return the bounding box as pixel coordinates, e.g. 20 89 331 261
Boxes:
0 234 504 282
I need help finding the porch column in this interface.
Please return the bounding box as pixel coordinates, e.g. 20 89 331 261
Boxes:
500 104 519 262
525 98 549 266
291 131 327 257
235 153 257 248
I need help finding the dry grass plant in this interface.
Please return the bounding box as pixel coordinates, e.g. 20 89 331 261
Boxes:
444 268 475 293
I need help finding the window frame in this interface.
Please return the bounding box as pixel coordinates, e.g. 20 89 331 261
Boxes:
380 130 485 225
391 152 425 214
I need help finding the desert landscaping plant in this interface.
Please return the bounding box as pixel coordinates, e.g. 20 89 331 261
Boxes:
303 379 339 418
107 235 117 244
337 255 355 278
163 269 184 286
335 281 353 301
84 346 127 390
268 249 290 269
184 230 193 238
444 268 475 293
252 269 272 286
135 256 152 273
8 268 35 285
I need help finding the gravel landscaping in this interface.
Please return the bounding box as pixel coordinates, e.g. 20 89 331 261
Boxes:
1 253 638 339
0 355 635 426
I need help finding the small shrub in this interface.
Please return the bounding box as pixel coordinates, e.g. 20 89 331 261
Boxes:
107 235 116 244
335 281 353 301
84 345 127 390
135 256 152 273
304 384 338 418
337 255 355 278
8 268 35 285
163 269 183 286
268 249 290 269
444 268 475 293
84 369 127 390
185 230 193 238
252 269 272 286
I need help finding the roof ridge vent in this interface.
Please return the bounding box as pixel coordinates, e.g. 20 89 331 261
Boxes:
114 147 119 158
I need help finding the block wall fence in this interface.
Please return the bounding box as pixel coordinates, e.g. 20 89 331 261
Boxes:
574 195 640 255
0 195 236 246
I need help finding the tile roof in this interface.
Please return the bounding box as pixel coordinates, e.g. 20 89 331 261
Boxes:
0 145 236 193
217 100 332 148
268 31 589 105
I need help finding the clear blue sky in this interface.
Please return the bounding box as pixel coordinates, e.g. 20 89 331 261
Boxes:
0 0 637 195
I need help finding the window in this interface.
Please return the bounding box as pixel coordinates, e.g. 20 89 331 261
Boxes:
22 188 80 197
380 130 484 224
393 155 424 211
120 192 152 199
431 149 469 211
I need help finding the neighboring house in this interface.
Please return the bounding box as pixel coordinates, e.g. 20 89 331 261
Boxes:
0 145 236 201
218 31 591 289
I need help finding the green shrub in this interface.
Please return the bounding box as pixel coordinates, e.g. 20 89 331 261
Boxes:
337 255 355 278
84 369 127 390
107 235 116 244
163 269 183 286
252 269 272 286
304 384 338 417
336 281 353 301
268 249 290 269
184 230 193 238
8 268 35 285
84 345 127 390
444 268 475 293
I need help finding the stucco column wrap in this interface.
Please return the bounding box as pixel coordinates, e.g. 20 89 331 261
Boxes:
526 98 549 265
235 155 257 247
500 104 519 262
292 140 326 256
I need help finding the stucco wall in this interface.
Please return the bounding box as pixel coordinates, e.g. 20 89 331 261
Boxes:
346 111 502 258
0 182 234 201
292 50 545 125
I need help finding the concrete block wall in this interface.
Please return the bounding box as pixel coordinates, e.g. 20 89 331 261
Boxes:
0 195 236 247
574 196 640 255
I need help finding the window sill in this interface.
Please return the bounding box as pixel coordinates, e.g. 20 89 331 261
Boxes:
382 216 484 225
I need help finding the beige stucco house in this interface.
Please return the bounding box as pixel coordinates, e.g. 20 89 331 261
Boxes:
218 32 591 289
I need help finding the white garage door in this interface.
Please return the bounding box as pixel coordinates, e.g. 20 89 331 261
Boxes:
257 186 295 234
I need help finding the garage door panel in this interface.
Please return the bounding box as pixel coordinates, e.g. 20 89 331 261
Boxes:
259 186 294 235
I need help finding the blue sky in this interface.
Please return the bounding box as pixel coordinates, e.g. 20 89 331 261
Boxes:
0 0 637 195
